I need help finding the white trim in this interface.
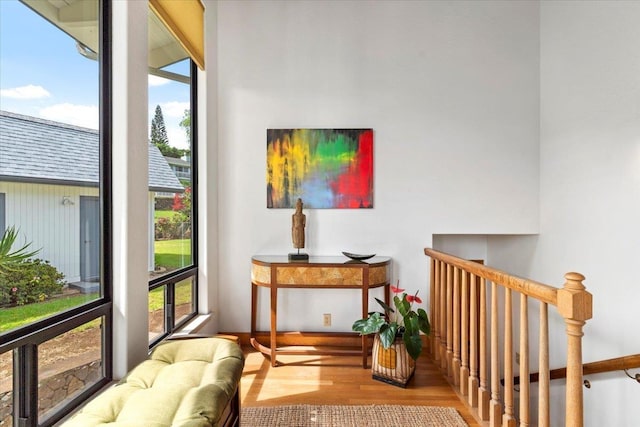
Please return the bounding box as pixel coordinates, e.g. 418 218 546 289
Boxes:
111 0 150 378
172 313 213 336
195 1 219 335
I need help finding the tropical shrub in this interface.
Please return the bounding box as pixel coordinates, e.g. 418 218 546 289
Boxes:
0 226 39 275
0 259 65 306
155 217 174 240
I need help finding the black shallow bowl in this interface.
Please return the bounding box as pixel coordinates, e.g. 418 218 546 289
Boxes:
342 252 375 261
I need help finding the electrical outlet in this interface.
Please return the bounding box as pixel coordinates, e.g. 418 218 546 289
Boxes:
323 313 331 326
516 352 520 365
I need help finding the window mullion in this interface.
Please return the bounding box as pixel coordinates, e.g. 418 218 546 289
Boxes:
13 344 37 427
166 284 175 333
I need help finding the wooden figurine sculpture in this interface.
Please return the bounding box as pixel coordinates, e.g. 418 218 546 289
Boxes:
289 198 309 260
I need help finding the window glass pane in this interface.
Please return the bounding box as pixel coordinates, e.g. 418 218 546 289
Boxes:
38 318 104 420
149 286 166 342
175 277 195 325
148 6 193 281
0 351 13 426
0 0 101 333
0 294 96 336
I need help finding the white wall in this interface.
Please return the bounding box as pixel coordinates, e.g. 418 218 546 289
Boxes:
487 2 640 425
216 0 540 333
433 234 488 261
538 2 640 424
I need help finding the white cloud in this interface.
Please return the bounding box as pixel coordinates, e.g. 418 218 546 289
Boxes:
159 101 189 118
1 84 51 100
167 124 189 150
148 75 170 87
40 103 99 129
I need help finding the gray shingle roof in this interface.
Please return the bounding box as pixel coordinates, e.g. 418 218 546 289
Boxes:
0 110 183 193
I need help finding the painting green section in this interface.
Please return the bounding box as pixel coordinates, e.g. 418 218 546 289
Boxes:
313 132 356 170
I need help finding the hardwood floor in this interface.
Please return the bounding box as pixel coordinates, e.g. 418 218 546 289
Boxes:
240 347 481 426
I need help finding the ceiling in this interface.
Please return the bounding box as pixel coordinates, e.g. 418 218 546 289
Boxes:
22 0 189 72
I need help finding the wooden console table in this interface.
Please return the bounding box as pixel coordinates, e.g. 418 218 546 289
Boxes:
250 255 391 368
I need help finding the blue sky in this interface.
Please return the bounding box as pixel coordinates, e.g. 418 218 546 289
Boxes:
0 0 190 149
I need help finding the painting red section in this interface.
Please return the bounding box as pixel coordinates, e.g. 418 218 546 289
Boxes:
331 130 374 208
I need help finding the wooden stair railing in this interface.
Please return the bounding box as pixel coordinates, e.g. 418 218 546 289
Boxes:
425 248 593 427
506 353 640 386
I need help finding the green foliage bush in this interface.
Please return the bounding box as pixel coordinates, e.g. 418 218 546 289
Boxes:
154 217 191 240
0 259 65 306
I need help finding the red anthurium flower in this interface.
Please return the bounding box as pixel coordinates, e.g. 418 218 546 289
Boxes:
407 294 422 304
390 281 405 294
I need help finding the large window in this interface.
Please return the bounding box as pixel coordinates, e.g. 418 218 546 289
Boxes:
0 1 111 425
147 6 198 346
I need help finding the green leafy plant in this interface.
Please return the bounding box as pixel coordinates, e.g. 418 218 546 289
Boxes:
352 282 430 360
0 258 65 306
0 226 40 276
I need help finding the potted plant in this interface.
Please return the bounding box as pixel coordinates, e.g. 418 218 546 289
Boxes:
352 282 430 387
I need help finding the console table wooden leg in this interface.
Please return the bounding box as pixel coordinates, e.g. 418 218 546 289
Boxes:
251 283 257 338
362 335 368 369
270 283 278 367
250 282 261 353
362 278 369 369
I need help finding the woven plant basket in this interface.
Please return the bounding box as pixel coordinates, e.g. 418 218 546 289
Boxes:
371 333 416 388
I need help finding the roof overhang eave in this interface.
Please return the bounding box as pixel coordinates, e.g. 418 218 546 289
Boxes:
1 176 183 194
0 175 99 188
150 186 185 194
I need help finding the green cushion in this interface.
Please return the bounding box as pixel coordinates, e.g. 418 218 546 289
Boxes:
62 338 244 427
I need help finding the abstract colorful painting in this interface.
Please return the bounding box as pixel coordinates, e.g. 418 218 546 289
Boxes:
267 129 373 209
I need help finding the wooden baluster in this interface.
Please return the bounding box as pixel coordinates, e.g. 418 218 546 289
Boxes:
539 302 549 427
520 293 530 427
489 282 502 427
453 267 461 385
558 273 592 427
446 264 454 378
431 258 439 360
440 261 447 371
503 288 516 427
460 270 470 396
468 273 479 408
478 277 490 420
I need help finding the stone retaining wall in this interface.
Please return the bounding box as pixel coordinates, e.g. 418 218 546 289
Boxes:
0 360 101 426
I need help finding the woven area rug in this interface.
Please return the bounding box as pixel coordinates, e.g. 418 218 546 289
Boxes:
241 404 468 426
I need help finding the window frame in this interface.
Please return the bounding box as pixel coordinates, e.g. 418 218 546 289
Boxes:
0 1 112 425
148 60 198 348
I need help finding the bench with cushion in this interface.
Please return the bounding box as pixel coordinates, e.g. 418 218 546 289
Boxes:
62 336 244 427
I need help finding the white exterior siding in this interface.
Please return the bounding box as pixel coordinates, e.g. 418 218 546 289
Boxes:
0 181 98 283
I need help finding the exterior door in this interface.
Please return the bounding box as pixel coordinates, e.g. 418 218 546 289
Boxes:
80 196 100 281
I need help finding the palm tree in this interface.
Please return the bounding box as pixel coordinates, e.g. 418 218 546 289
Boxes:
0 226 40 275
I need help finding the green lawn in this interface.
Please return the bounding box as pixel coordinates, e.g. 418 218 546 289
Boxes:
149 281 192 311
0 294 97 333
155 210 179 221
2 282 192 332
155 239 191 270
1 238 192 332
152 238 193 311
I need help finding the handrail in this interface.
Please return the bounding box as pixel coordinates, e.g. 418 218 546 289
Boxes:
424 248 559 305
425 247 592 427
507 354 640 386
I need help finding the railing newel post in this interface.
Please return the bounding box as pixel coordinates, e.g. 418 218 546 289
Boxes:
557 272 592 427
